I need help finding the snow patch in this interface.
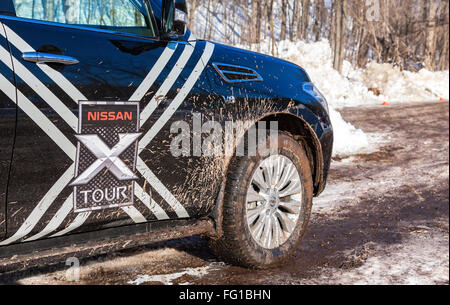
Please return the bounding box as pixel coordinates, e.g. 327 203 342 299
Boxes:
127 264 222 285
321 234 449 285
329 108 369 157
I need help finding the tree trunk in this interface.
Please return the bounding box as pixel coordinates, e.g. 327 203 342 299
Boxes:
424 0 438 70
332 0 346 73
267 0 275 55
188 0 199 30
280 0 288 41
312 0 323 41
47 0 55 21
300 0 310 40
289 0 298 41
296 0 302 40
255 1 262 44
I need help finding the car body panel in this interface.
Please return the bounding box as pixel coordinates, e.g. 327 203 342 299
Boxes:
0 22 15 240
0 0 332 249
0 13 216 245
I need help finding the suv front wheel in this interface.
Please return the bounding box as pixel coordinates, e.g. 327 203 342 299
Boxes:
209 132 314 268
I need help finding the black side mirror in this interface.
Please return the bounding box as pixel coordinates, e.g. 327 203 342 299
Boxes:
162 0 188 37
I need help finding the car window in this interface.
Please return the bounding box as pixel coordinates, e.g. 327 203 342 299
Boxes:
148 0 175 34
12 0 157 37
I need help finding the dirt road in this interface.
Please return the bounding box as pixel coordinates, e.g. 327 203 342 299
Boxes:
9 101 450 285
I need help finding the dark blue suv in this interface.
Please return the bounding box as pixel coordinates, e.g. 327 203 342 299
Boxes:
0 0 332 268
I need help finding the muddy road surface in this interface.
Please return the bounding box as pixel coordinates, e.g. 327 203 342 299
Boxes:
4 102 449 285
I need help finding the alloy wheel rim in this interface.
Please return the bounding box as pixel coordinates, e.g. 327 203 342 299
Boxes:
245 155 303 249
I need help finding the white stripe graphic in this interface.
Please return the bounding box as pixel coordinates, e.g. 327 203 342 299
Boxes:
0 29 215 243
136 157 188 218
50 204 146 237
0 25 77 244
136 42 214 218
0 164 75 246
121 206 147 223
51 212 91 237
0 74 76 160
0 45 78 131
139 42 215 151
1 24 87 103
129 42 178 102
139 36 196 126
26 201 149 240
134 183 169 220
32 40 184 236
23 194 74 242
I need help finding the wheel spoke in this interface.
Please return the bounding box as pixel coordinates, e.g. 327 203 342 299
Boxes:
262 163 273 188
246 155 303 250
247 187 267 203
276 210 296 233
272 156 285 187
262 215 273 248
276 163 296 190
247 205 265 224
251 213 266 240
279 179 302 198
253 167 269 192
279 199 302 214
271 215 284 247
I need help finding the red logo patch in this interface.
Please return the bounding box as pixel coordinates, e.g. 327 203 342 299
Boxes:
87 111 133 121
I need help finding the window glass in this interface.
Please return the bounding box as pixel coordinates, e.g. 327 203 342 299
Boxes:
13 0 156 37
163 0 174 33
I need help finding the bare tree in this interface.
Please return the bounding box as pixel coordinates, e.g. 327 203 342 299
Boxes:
332 0 347 72
187 0 449 71
280 0 288 41
299 0 310 40
424 0 438 70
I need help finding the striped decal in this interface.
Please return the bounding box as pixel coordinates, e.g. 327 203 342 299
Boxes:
139 35 196 126
0 44 78 131
0 21 215 245
0 165 75 246
23 194 74 242
139 42 215 151
121 206 147 224
0 73 76 160
136 157 189 218
134 184 169 220
1 24 87 103
129 42 178 102
50 212 91 237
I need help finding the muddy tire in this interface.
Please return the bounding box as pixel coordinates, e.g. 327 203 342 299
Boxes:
209 132 314 269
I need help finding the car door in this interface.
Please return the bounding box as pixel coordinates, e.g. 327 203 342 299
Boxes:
0 0 213 246
0 14 16 240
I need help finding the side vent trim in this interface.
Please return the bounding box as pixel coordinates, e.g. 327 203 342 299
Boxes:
212 62 263 83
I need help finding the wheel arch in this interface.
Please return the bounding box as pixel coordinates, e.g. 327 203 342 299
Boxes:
209 112 324 238
260 112 324 194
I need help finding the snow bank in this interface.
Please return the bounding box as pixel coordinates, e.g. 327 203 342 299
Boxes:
236 39 449 157
354 62 449 103
329 108 369 157
243 39 449 107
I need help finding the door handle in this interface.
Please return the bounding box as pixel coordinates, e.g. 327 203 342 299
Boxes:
22 52 79 65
